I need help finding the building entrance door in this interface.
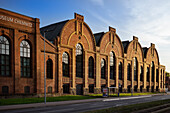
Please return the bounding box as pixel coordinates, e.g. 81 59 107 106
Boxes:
76 84 83 95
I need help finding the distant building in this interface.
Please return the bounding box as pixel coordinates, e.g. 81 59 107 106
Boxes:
0 8 166 96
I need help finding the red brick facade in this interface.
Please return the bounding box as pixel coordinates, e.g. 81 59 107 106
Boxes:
0 8 166 96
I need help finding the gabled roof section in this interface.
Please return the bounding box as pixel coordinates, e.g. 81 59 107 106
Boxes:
94 32 105 46
143 47 148 58
122 41 130 53
40 20 69 41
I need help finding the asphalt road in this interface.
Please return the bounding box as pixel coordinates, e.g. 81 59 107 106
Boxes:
1 95 170 113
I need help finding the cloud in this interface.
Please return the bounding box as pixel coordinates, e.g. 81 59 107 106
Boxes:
122 0 170 71
89 0 104 6
123 0 170 45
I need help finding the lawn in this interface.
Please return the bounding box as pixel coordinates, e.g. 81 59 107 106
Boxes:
87 92 160 97
0 92 163 106
0 95 95 106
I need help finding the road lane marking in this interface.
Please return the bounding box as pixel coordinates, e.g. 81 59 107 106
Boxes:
40 108 75 113
103 95 152 102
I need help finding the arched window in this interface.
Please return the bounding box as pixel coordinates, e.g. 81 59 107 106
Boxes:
134 57 138 81
127 64 131 80
88 56 94 78
0 36 10 76
156 69 158 82
147 67 150 82
101 58 105 79
151 61 154 82
110 52 115 79
161 69 162 88
62 52 69 77
46 59 53 79
163 70 164 88
119 62 122 80
20 40 31 77
76 43 83 78
140 66 143 81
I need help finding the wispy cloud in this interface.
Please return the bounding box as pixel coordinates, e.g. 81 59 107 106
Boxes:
89 0 104 6
121 0 170 71
123 0 170 45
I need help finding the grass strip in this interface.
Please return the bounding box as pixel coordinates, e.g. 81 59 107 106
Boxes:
87 92 159 97
84 99 170 113
0 95 95 106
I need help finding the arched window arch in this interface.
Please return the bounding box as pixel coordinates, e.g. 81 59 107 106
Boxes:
0 36 10 76
151 61 154 82
110 52 115 79
101 58 105 79
20 40 31 77
46 59 53 79
134 57 138 81
76 43 83 78
88 56 94 78
62 52 69 77
140 66 143 81
127 64 131 80
119 62 122 80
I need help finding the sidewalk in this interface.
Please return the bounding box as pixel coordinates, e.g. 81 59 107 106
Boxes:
0 94 162 111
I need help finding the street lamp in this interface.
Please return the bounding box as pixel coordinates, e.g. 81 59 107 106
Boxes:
44 31 47 104
43 30 53 104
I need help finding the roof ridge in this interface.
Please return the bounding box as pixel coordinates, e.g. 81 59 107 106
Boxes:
40 19 69 29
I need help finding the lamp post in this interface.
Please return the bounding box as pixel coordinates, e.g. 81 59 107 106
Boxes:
43 30 53 104
44 31 47 104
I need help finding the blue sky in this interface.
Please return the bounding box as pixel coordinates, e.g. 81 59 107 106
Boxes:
1 0 170 72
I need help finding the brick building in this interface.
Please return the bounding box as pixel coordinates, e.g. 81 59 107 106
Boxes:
0 8 166 96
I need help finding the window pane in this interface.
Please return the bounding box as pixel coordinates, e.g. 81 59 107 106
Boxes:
6 50 9 55
2 49 5 54
1 71 5 76
2 45 5 49
6 71 9 75
1 66 5 70
1 59 5 64
6 45 9 49
20 52 23 56
24 52 26 57
20 47 22 52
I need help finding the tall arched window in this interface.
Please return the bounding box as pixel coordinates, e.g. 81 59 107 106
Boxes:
140 66 143 81
76 43 83 78
110 52 115 79
127 64 131 80
156 69 158 82
134 57 138 81
119 62 122 80
151 61 154 82
0 36 10 76
46 59 53 79
88 56 94 78
62 52 69 77
20 40 31 77
147 67 150 82
161 69 162 88
101 58 105 79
